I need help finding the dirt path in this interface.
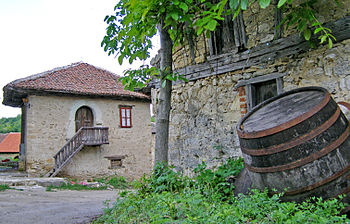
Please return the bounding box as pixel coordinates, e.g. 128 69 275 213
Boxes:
0 186 118 224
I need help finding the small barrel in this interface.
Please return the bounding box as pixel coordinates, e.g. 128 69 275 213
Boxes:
237 86 350 202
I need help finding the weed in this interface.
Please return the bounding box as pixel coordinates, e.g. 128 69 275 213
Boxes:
96 175 129 189
93 158 349 223
0 184 12 191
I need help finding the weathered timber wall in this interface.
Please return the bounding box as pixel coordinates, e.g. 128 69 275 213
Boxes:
152 1 350 175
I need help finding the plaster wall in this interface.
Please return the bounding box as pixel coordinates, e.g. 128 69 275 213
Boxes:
25 95 152 179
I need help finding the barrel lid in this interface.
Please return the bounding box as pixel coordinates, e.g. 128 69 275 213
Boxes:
237 87 330 138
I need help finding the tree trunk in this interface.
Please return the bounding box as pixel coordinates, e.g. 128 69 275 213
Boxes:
154 18 173 164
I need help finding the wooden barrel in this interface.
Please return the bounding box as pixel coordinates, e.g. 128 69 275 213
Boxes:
237 86 350 202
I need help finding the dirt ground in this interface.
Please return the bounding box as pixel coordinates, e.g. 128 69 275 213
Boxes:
0 186 118 224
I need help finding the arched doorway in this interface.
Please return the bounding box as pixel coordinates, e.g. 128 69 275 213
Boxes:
75 106 93 132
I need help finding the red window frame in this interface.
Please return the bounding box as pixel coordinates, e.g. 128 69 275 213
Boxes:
120 107 132 128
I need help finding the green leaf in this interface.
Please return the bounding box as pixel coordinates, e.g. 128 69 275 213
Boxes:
320 35 327 43
118 55 124 65
314 27 322 34
241 0 248 10
229 0 240 10
206 20 218 31
277 0 287 8
179 2 188 12
196 27 204 36
170 12 179 21
303 29 311 40
259 0 271 9
328 38 333 48
161 80 166 88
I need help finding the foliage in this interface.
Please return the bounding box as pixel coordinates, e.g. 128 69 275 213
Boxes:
94 158 348 223
134 162 190 195
151 116 156 122
193 158 244 201
102 0 339 92
0 157 19 162
0 184 12 191
279 0 336 48
0 115 21 133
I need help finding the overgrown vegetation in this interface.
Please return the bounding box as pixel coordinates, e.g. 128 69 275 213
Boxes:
94 158 349 223
0 115 21 133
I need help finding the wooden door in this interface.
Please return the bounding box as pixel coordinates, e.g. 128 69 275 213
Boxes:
75 106 93 132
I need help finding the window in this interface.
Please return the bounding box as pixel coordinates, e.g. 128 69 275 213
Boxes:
209 9 246 56
105 155 125 169
235 72 285 111
250 79 278 108
120 107 132 128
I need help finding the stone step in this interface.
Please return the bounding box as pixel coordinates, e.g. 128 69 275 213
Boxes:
0 176 65 187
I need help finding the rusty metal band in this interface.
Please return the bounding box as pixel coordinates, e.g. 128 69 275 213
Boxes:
284 162 350 196
241 107 341 156
238 93 331 139
246 123 350 173
339 101 350 110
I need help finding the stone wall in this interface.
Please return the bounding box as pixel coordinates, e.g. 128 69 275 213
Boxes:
171 0 350 69
152 1 350 175
25 95 152 179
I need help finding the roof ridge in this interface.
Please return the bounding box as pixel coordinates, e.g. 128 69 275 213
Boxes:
10 62 85 86
84 63 121 79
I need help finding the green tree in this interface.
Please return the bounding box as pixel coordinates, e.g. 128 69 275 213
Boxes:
0 115 21 133
102 0 337 164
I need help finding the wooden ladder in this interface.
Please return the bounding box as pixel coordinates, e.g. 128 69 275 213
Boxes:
45 127 109 177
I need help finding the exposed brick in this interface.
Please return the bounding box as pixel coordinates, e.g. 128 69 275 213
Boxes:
238 87 246 96
240 103 247 108
239 97 246 102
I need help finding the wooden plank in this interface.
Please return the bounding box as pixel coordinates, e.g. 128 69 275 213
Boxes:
150 16 349 88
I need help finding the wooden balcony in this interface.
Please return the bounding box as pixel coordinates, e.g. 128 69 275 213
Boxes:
80 127 109 146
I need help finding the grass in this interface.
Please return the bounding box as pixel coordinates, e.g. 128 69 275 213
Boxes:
46 175 130 191
0 184 22 191
0 184 12 191
46 182 108 191
95 176 129 189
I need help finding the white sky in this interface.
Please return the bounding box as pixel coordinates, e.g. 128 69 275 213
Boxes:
0 0 159 118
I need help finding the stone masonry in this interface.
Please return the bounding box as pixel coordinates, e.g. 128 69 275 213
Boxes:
152 1 350 175
25 95 152 179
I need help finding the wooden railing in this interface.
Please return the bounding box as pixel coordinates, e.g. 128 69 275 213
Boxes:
47 127 108 177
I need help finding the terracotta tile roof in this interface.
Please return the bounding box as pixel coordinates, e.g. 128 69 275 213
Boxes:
6 62 150 100
0 134 7 144
0 133 20 153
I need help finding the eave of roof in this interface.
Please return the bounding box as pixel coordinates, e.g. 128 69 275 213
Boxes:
2 62 151 107
0 133 20 153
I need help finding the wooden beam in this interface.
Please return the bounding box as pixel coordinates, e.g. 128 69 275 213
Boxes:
151 16 350 88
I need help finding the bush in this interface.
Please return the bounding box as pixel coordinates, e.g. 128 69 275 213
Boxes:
94 158 349 223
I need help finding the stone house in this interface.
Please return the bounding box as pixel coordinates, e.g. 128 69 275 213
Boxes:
2 62 152 179
151 1 350 175
0 133 20 159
